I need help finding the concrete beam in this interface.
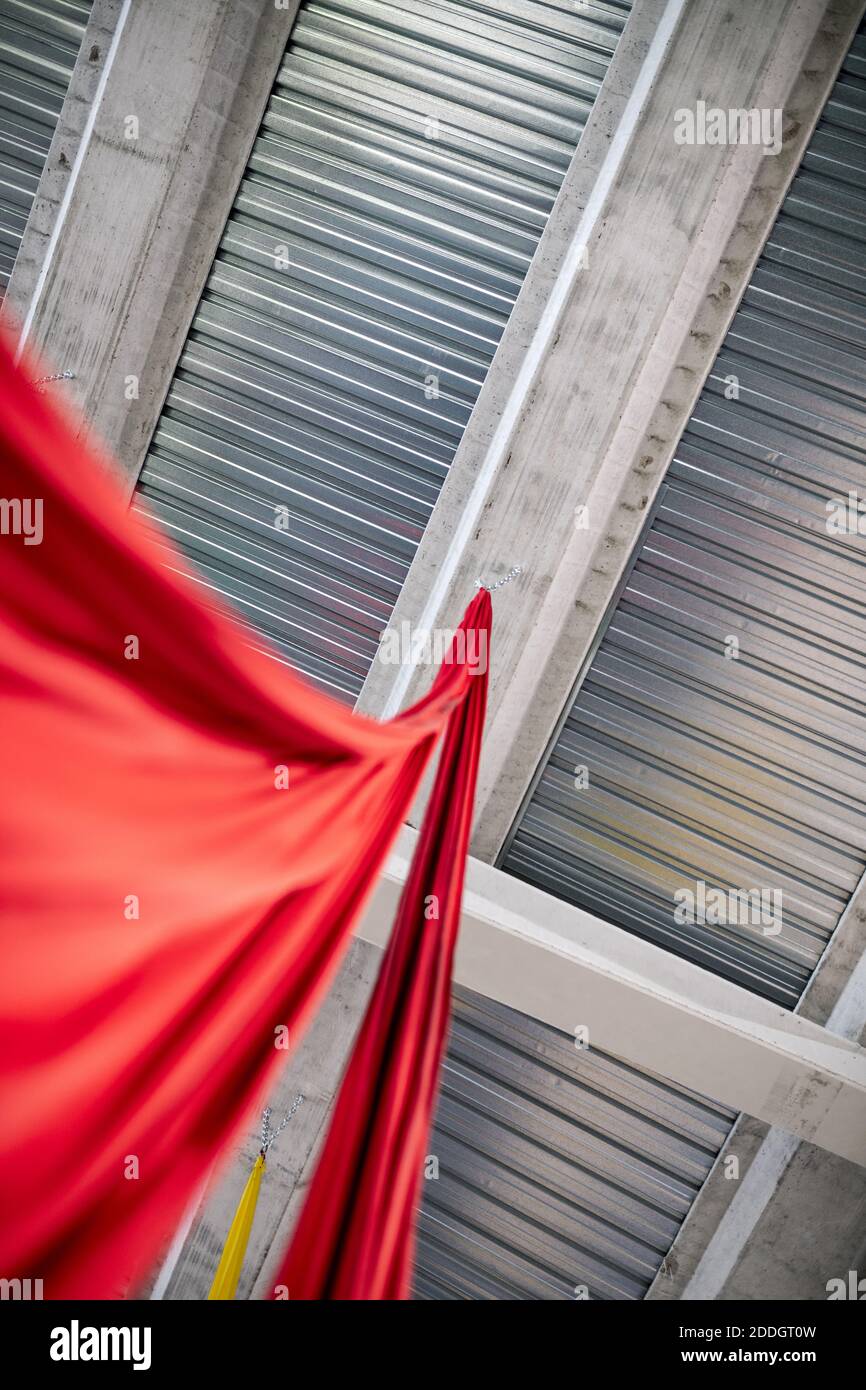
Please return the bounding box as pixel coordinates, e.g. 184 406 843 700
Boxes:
8 0 301 491
357 0 866 866
648 867 866 1300
356 828 866 1166
5 0 122 322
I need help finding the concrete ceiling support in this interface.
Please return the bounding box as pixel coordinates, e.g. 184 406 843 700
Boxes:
357 829 866 1167
357 0 866 866
6 0 301 491
647 870 866 1299
5 0 122 324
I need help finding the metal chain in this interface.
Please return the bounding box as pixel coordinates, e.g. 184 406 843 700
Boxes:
260 1094 304 1156
475 564 523 592
34 371 75 392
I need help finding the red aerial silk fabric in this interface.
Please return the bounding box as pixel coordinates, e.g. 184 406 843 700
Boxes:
0 331 491 1300
275 601 488 1299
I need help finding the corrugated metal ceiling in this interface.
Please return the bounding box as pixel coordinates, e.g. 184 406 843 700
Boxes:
136 0 631 701
414 988 734 1300
503 20 866 1007
0 0 91 293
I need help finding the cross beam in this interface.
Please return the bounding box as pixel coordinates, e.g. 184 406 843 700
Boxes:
357 827 866 1167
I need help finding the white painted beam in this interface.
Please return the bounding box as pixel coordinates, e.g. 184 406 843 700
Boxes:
357 828 866 1166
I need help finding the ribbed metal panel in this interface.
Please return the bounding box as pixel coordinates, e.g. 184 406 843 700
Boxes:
504 23 866 1008
136 0 631 701
414 988 734 1300
0 0 91 292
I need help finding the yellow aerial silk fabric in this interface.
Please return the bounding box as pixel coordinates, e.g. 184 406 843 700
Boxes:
207 1153 265 1300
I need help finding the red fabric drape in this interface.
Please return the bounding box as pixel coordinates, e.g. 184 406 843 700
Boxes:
276 598 489 1299
0 332 490 1299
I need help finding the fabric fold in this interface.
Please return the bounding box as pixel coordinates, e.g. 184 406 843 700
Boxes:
274 591 490 1299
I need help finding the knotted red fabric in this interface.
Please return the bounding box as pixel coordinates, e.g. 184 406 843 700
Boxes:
0 331 491 1300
